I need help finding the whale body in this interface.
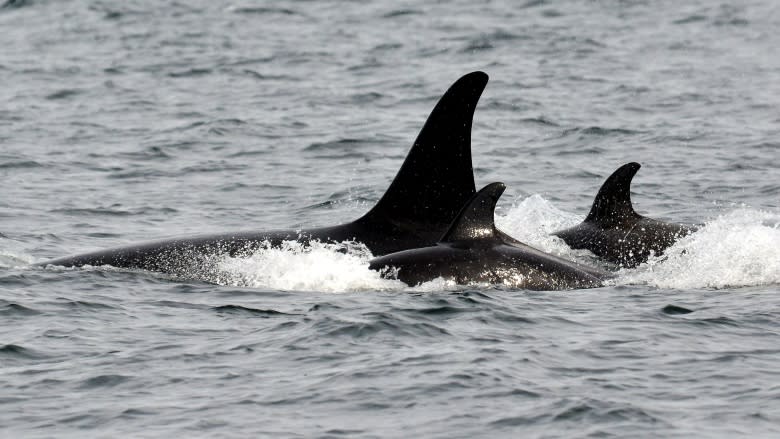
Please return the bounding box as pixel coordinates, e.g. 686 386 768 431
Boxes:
553 162 697 267
370 183 611 290
41 72 490 276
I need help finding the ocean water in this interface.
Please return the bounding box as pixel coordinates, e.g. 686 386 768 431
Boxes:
1 0 779 437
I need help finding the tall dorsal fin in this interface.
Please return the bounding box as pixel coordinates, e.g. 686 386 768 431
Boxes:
441 182 505 242
358 71 487 229
584 162 641 223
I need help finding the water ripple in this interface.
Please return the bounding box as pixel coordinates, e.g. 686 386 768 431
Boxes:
1 0 779 437
212 305 295 317
78 374 130 389
0 344 48 360
0 302 41 316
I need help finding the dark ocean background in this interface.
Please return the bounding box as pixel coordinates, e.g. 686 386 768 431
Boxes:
1 0 779 437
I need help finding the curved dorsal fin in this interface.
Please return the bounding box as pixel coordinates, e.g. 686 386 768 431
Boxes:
441 182 505 242
585 162 641 223
359 72 487 228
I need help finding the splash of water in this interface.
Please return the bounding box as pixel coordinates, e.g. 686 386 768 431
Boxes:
617 208 780 289
5 199 777 292
0 236 35 268
497 194 604 265
213 240 405 292
206 195 603 292
497 196 779 290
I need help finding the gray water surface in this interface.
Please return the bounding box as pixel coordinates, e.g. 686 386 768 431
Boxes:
1 1 779 437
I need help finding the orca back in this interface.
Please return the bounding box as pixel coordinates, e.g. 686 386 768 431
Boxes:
41 72 490 270
553 163 696 267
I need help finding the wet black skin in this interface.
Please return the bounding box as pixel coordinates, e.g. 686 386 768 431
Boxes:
41 72 489 275
552 163 697 268
370 183 611 290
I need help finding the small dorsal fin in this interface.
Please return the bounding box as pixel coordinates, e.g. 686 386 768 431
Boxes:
584 162 641 223
358 72 487 229
441 182 505 242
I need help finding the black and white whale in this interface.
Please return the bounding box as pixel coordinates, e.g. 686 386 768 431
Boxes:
370 182 610 290
552 162 697 268
41 71 489 275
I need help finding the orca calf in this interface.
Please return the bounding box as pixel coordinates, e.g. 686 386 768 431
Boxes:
552 162 697 268
41 72 489 275
370 183 610 290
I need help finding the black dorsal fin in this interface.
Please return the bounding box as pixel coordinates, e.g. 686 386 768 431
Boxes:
358 72 487 229
584 162 641 224
441 182 505 242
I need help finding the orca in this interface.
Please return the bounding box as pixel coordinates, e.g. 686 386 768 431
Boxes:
369 183 610 290
41 71 489 276
552 162 697 268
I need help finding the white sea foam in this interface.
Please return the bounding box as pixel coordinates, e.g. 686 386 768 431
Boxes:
617 208 780 289
498 194 578 247
0 237 36 268
212 240 405 292
497 195 779 290
203 195 595 292
497 194 604 265
6 199 776 292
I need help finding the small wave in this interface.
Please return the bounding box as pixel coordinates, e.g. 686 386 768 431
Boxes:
167 68 212 78
180 161 248 173
382 9 421 18
229 7 300 16
691 316 741 327
0 302 41 316
548 398 662 425
119 146 172 160
159 118 248 137
304 138 366 152
350 92 384 104
370 42 403 53
119 408 156 419
561 126 641 137
99 9 124 20
78 374 130 389
45 89 82 100
49 207 134 217
241 70 289 80
60 299 119 311
1 0 31 9
107 169 171 179
0 160 43 169
313 313 450 339
673 14 708 25
212 305 294 317
459 30 527 53
399 305 469 316
661 305 694 315
519 0 548 8
518 116 560 127
48 205 177 218
619 208 780 289
0 343 48 359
